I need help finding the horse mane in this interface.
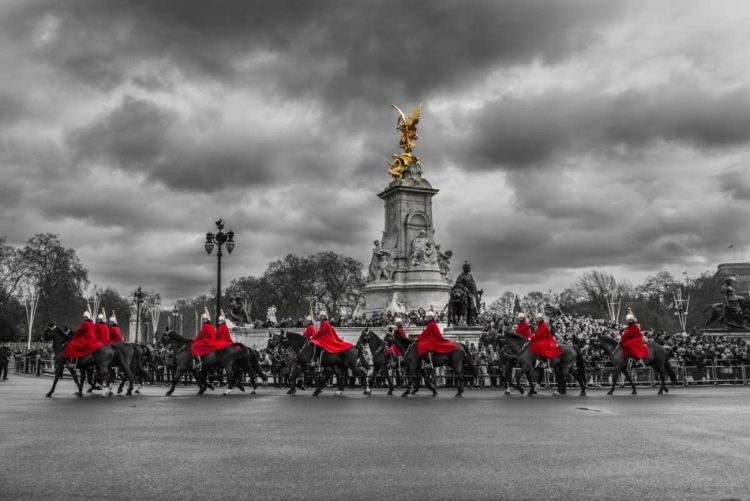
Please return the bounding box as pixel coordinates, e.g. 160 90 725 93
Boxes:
597 333 617 352
168 331 193 345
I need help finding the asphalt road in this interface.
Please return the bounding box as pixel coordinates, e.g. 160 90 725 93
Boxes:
1 375 748 501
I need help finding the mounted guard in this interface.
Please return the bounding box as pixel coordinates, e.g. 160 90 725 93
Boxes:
529 312 562 369
620 308 648 367
107 311 124 343
64 306 105 370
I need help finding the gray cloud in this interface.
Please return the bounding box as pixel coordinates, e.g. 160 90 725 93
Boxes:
1 1 749 305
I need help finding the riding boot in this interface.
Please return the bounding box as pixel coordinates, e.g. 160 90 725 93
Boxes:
194 356 202 371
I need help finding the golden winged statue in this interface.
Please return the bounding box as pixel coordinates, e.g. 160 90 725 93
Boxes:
391 102 421 153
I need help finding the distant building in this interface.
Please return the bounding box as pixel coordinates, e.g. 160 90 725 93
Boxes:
716 263 750 294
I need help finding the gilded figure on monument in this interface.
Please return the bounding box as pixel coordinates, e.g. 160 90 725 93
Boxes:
388 102 423 181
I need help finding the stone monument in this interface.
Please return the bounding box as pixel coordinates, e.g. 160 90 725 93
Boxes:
360 103 452 317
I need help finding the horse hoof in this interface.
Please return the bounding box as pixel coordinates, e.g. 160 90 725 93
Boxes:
334 391 342 397
580 392 587 397
135 390 140 394
223 390 231 396
76 392 82 398
401 392 409 398
117 388 123 395
504 390 511 396
631 391 637 395
552 391 560 397
126 391 132 396
45 393 52 398
606 391 613 396
454 393 461 398
664 387 669 393
86 389 94 394
250 389 256 394
312 392 319 397
165 392 172 397
362 391 368 395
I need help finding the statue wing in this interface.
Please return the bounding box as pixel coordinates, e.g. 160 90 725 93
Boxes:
408 102 422 127
391 104 407 125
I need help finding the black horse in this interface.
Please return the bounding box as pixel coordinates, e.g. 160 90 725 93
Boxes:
44 326 135 398
356 328 397 396
384 329 477 398
279 330 370 397
114 344 155 395
596 334 678 395
159 330 259 396
501 330 587 397
479 330 517 392
267 333 309 394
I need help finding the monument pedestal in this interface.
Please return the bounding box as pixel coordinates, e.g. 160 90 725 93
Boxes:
360 164 452 316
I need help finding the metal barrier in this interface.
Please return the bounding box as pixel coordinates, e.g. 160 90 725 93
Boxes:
714 362 745 385
684 363 715 385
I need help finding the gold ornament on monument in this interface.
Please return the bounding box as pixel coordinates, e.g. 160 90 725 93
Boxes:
388 102 422 180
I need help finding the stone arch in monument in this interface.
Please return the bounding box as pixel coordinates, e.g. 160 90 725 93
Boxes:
405 210 434 255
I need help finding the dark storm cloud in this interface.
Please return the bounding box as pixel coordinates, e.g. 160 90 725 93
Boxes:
462 85 750 169
5 1 624 102
717 170 750 201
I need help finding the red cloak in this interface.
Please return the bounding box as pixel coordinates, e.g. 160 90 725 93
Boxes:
63 320 105 358
515 320 532 340
215 323 234 343
416 321 459 356
191 322 233 356
385 326 408 357
303 324 316 339
311 320 354 354
95 322 111 344
529 321 562 359
621 323 649 358
108 326 123 344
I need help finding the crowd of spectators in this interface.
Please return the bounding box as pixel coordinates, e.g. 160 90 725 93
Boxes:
475 311 750 376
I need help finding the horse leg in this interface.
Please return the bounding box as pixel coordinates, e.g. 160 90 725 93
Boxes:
223 364 234 396
622 367 637 395
86 365 99 393
46 364 64 398
166 366 182 396
526 369 537 396
288 364 299 395
607 366 619 395
384 367 395 396
75 367 85 397
401 366 413 398
454 364 464 398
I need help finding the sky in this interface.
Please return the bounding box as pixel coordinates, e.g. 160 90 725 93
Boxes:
1 0 750 306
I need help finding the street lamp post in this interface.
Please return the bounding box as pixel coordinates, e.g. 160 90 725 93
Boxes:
204 218 235 328
171 305 179 333
133 286 145 343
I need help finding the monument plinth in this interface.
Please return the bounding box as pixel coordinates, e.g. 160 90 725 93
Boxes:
360 163 452 316
357 103 453 317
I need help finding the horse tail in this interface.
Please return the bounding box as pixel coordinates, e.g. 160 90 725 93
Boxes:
703 304 714 316
461 343 478 377
574 345 586 384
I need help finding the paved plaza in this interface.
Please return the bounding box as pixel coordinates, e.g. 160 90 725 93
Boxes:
1 375 749 500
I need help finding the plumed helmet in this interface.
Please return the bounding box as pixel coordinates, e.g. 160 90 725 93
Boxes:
425 310 436 319
97 313 105 321
394 317 402 324
218 309 226 324
305 315 312 323
517 312 526 321
109 311 117 324
625 307 637 322
535 312 545 322
83 305 92 320
202 307 211 323
318 310 328 319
